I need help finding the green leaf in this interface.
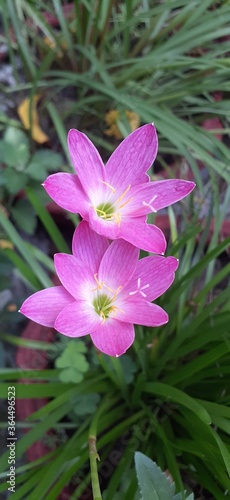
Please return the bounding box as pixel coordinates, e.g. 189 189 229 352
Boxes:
73 393 100 416
0 140 18 167
0 252 14 275
11 198 37 235
135 452 177 500
3 126 30 168
120 354 138 384
144 383 211 425
0 209 53 288
55 340 89 383
26 149 63 181
25 186 70 253
3 169 28 194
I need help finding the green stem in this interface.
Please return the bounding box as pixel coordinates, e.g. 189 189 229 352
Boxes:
88 395 119 499
88 434 102 500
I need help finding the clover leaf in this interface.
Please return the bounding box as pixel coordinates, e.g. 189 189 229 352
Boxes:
55 340 89 383
73 393 100 416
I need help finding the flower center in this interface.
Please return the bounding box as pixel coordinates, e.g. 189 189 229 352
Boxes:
91 274 123 322
95 202 114 220
93 293 114 321
94 182 133 226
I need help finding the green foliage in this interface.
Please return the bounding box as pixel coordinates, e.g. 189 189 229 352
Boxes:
11 198 37 235
102 353 138 385
0 228 228 499
55 340 89 383
0 125 63 234
26 149 64 182
134 452 194 500
1 0 230 186
0 1 230 498
73 393 101 416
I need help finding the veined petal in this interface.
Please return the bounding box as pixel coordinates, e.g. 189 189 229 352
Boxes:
88 206 120 239
54 300 101 337
98 239 139 291
72 221 109 274
54 254 95 301
68 129 107 199
125 180 196 216
20 286 74 327
115 297 168 326
43 173 89 217
123 256 179 301
106 124 157 190
119 217 166 254
90 319 135 357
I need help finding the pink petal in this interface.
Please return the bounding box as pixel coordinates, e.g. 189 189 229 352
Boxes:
125 180 196 216
123 256 179 301
119 217 166 254
54 254 95 300
43 173 89 217
106 124 157 190
90 319 135 357
72 221 109 274
54 300 101 337
88 206 120 239
115 297 168 326
98 239 139 291
19 286 74 327
68 129 107 199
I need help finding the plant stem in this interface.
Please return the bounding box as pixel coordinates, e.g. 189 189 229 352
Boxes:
88 395 119 499
88 434 102 500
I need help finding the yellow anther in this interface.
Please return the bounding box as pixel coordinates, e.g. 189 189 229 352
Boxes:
110 305 124 318
100 180 116 193
103 284 123 301
115 185 131 206
91 274 104 292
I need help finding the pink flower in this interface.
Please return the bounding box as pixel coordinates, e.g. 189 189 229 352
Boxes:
20 221 179 357
43 124 195 254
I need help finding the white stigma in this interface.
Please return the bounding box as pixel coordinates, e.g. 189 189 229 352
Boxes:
142 194 158 213
129 278 150 298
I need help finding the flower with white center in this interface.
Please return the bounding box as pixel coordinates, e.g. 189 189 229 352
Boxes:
43 124 195 254
20 221 179 357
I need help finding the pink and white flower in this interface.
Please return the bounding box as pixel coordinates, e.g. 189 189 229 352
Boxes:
43 124 195 254
20 221 179 357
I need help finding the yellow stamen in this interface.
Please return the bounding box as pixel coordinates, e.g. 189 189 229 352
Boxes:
103 284 123 300
103 284 115 294
100 180 116 193
119 197 133 210
110 305 124 318
115 185 131 206
94 207 107 219
112 285 123 300
113 212 121 226
91 273 104 291
100 310 106 323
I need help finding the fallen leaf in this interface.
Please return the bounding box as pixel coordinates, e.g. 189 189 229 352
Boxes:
104 110 140 139
43 36 65 58
17 95 49 144
7 303 17 312
0 239 13 250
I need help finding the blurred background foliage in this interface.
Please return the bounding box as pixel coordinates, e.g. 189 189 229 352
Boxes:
0 1 230 498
